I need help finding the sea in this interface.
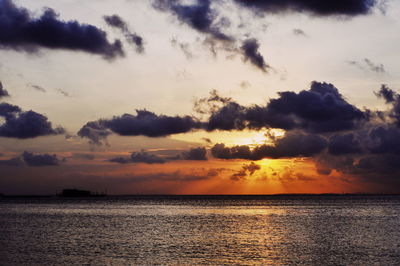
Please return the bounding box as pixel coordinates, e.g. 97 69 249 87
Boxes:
1 195 400 265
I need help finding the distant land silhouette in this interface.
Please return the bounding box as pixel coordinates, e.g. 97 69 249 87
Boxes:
58 188 106 197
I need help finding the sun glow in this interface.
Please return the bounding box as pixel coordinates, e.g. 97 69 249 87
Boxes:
172 129 285 146
234 131 270 146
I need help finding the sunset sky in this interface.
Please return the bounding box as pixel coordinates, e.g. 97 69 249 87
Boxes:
1 0 400 194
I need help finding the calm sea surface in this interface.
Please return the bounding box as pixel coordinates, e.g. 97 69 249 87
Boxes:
1 195 400 265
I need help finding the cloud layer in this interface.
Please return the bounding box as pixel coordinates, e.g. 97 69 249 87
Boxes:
212 132 328 160
77 81 400 186
240 39 270 72
0 151 62 167
0 0 124 59
153 0 271 72
151 0 378 73
104 14 144 53
153 0 232 41
109 147 207 164
79 82 369 144
0 102 64 138
233 0 377 16
78 110 201 145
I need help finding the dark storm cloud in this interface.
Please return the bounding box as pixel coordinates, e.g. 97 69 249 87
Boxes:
317 152 400 190
0 151 62 167
108 156 131 164
231 162 261 181
233 0 377 16
205 81 367 133
315 107 400 169
181 147 207 160
125 34 144 53
206 101 246 131
375 85 400 126
76 81 400 190
129 151 166 164
240 38 270 72
153 1 273 73
0 0 124 59
311 111 400 186
328 133 362 155
261 81 367 132
78 110 201 145
79 82 369 145
110 151 166 164
0 102 64 139
242 162 261 175
259 133 328 158
212 133 328 160
100 110 200 137
0 102 21 118
76 121 112 146
153 0 375 73
104 14 129 30
109 147 207 164
375 84 396 103
369 126 400 155
355 154 400 177
211 143 252 160
0 81 10 98
153 0 232 41
103 14 144 53
204 86 400 185
22 151 61 166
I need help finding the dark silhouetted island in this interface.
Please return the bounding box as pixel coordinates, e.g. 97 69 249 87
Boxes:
58 189 106 197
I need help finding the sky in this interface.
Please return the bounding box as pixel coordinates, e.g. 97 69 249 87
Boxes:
1 0 400 195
